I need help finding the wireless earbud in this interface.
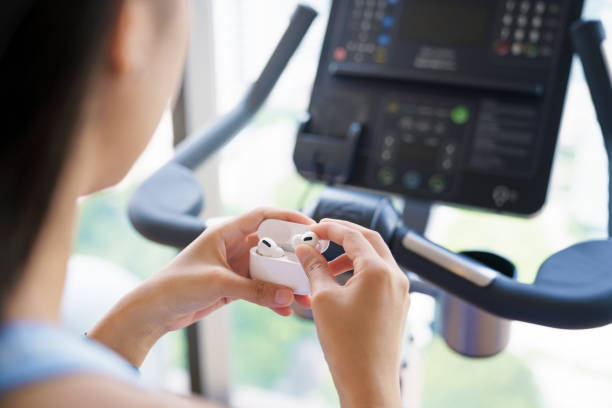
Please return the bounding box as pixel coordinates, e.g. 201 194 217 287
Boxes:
250 220 330 295
257 237 285 258
292 231 321 251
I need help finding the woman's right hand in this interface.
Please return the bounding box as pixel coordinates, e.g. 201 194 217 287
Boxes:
295 219 410 408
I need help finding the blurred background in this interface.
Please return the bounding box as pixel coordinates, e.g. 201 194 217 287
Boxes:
64 0 612 407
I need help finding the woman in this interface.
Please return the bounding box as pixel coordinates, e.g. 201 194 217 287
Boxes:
0 1 410 407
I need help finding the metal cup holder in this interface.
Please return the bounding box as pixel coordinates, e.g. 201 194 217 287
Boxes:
439 251 516 358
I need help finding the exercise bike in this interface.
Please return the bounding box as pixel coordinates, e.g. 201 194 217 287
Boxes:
129 1 612 402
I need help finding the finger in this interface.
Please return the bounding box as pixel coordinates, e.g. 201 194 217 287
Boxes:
246 233 259 249
295 294 312 309
328 253 354 276
224 233 259 278
320 219 394 261
295 244 338 294
223 274 295 308
310 222 380 267
271 306 294 317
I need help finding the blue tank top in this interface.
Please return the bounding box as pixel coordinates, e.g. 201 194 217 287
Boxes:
0 321 141 394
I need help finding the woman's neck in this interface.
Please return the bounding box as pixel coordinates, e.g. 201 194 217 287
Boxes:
4 176 81 323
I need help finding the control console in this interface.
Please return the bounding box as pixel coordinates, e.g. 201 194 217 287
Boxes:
294 0 583 214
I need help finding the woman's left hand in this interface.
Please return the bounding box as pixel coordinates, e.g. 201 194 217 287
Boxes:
88 207 314 366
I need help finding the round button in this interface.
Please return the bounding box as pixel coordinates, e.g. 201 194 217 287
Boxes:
451 105 470 125
377 33 391 46
429 175 447 194
520 1 530 13
378 167 396 186
382 15 395 28
402 171 422 190
333 47 347 61
494 40 510 56
532 16 543 28
524 43 539 58
514 29 525 41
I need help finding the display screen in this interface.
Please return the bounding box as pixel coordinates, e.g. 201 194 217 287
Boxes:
401 0 491 46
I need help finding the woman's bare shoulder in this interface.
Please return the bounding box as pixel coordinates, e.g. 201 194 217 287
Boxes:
0 375 222 408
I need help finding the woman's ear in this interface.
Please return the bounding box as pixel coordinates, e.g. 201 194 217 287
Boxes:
108 0 156 74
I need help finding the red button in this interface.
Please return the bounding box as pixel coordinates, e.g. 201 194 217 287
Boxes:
333 47 347 61
493 40 510 56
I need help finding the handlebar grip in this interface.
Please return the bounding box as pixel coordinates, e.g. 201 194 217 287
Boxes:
128 163 205 248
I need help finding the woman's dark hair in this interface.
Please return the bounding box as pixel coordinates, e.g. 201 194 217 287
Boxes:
0 1 123 314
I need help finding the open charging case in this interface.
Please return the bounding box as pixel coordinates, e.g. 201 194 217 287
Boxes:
249 220 330 295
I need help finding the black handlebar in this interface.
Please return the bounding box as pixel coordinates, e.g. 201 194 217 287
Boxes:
392 226 612 329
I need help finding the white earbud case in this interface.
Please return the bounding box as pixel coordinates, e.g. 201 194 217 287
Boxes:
249 219 329 295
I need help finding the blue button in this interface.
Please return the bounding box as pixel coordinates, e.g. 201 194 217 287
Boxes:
388 0 399 5
382 16 395 28
378 34 391 46
402 171 422 190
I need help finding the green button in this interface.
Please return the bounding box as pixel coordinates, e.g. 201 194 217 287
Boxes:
451 105 470 125
524 43 539 58
429 175 447 193
378 167 396 186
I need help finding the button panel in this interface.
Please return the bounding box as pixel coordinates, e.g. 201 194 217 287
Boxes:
373 97 473 195
493 0 561 59
334 0 399 65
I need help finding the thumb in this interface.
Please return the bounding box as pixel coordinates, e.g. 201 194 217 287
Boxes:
295 244 337 294
224 274 295 308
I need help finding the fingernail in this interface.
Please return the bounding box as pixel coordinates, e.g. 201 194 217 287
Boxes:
275 289 293 305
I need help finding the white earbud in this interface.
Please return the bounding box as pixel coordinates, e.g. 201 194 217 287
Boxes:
257 237 285 258
292 231 321 251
